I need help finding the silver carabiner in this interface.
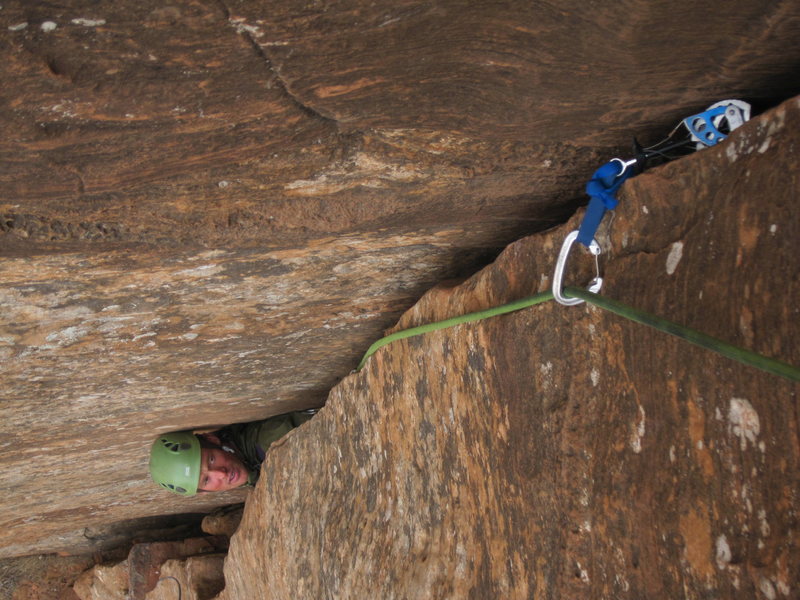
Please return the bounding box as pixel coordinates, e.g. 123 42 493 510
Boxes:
611 157 638 178
552 230 602 306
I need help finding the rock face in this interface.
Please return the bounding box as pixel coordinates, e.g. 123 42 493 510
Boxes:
0 553 95 600
71 536 228 600
144 555 226 600
217 98 799 598
2 0 800 559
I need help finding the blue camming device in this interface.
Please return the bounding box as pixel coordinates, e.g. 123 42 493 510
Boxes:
553 99 751 306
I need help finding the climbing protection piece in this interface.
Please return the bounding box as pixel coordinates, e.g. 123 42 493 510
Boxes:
355 98 798 381
552 99 751 306
684 99 751 148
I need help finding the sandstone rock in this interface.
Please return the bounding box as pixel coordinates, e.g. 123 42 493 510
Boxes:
72 560 129 600
0 553 95 600
69 536 227 600
216 98 799 598
128 537 229 600
144 555 226 600
1 0 800 559
201 506 244 539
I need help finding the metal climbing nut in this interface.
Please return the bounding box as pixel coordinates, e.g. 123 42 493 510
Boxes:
553 230 602 306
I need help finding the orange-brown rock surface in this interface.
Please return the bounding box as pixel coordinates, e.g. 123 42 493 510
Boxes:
217 99 799 599
1 0 800 564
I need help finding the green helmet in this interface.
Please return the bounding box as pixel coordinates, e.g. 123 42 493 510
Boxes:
149 432 201 496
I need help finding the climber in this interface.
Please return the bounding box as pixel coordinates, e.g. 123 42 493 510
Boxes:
148 409 317 495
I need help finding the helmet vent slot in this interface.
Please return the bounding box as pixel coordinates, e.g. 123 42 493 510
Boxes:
160 439 191 453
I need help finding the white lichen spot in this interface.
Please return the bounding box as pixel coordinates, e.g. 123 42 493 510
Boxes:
696 440 705 450
218 180 230 188
776 579 790 596
666 241 684 275
726 143 738 162
641 205 649 214
715 534 731 569
576 562 590 583
41 20 57 32
539 272 549 290
760 577 777 600
541 159 552 168
630 405 646 454
669 445 676 463
539 361 552 376
758 138 771 154
132 332 156 342
455 542 468 577
46 326 89 346
8 21 28 31
728 397 760 450
590 368 600 387
229 17 263 37
758 509 771 537
176 263 220 277
759 441 766 453
71 18 106 26
715 407 723 421
181 333 198 341
769 224 777 234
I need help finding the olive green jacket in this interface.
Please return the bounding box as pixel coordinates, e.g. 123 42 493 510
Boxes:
217 411 314 485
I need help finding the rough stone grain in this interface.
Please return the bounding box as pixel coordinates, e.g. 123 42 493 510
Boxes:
72 560 129 600
127 537 229 600
69 536 227 600
1 0 800 560
144 555 226 600
216 98 799 599
0 553 95 600
200 506 244 539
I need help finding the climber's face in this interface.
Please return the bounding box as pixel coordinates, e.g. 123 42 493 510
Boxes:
198 447 248 492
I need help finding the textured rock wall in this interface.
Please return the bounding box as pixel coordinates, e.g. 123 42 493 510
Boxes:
1 0 800 558
217 98 799 598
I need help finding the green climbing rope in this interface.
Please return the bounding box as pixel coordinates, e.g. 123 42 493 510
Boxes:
356 286 800 383
356 290 554 371
563 287 800 382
